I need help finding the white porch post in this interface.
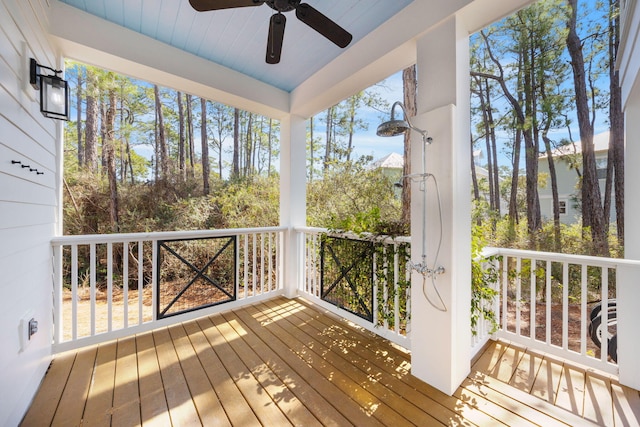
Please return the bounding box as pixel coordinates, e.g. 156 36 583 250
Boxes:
409 15 472 395
280 114 307 298
619 95 640 390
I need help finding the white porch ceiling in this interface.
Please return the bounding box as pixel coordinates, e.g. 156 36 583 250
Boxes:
56 0 412 93
50 0 535 118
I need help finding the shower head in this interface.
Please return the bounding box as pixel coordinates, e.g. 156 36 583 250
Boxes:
376 101 430 143
376 119 411 137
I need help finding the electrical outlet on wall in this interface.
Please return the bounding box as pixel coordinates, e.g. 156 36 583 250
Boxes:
19 311 35 352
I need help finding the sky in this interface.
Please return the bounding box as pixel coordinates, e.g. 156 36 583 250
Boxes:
336 70 406 163
66 0 612 178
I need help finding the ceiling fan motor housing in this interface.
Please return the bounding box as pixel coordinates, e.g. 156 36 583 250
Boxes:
267 0 300 13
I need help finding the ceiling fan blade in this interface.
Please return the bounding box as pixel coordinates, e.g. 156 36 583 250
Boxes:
266 13 286 64
295 3 352 48
189 0 264 12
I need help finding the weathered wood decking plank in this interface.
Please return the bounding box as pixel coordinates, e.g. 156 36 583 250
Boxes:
135 331 172 427
213 312 323 426
20 297 640 427
81 340 116 427
153 327 201 426
185 319 259 426
200 314 295 427
167 323 231 426
272 298 482 426
233 302 376 426
19 350 76 426
112 336 141 426
50 346 97 427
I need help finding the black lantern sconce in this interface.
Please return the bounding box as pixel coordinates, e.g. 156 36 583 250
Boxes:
29 58 70 121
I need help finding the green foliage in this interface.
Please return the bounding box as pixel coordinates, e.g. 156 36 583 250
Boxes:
63 170 280 235
482 212 622 257
215 175 280 228
374 241 411 332
471 225 500 336
307 160 403 233
317 232 411 333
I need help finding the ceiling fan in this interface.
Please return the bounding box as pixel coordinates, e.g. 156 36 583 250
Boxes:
189 0 353 64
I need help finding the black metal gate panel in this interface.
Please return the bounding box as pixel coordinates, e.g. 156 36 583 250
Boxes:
157 236 236 318
321 235 374 321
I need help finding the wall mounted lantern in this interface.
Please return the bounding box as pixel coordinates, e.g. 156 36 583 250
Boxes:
29 58 69 121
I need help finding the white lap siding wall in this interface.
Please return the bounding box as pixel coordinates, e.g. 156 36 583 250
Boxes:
0 0 60 425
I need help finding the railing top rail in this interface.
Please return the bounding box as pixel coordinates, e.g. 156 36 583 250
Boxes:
486 246 640 268
51 226 287 245
295 226 411 244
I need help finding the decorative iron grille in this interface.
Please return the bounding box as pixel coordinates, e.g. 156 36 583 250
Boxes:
157 236 236 318
321 235 374 321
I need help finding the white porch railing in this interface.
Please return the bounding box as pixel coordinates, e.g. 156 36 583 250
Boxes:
296 227 411 348
52 223 639 378
478 247 629 375
51 227 285 352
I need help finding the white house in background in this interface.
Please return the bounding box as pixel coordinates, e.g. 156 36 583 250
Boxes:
370 152 404 197
537 132 616 224
370 152 404 181
372 151 505 206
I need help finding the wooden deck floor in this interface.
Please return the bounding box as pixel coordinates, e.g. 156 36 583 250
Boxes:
21 297 640 426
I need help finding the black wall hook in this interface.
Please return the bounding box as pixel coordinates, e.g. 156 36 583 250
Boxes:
11 160 43 175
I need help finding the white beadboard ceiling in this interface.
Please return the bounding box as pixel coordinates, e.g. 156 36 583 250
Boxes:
57 0 413 92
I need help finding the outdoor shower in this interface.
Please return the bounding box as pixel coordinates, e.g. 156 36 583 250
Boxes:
377 102 447 311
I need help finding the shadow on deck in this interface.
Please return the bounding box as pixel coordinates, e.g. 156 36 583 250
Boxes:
21 297 640 426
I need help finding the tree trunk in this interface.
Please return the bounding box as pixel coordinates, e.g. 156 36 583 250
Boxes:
471 134 481 202
474 77 497 214
523 41 541 239
177 91 186 182
154 85 169 181
401 65 416 225
474 30 540 236
76 69 84 167
324 106 333 171
118 89 126 183
201 98 210 195
126 140 134 185
346 97 356 162
509 127 522 233
609 0 624 247
105 89 119 231
543 134 562 251
215 121 224 179
186 94 196 178
233 108 240 179
268 118 273 176
566 0 608 255
246 113 253 176
488 83 501 216
309 116 315 182
100 101 107 173
84 69 99 173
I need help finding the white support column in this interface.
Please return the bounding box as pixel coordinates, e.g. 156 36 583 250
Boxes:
619 94 640 389
280 114 308 298
409 15 472 395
